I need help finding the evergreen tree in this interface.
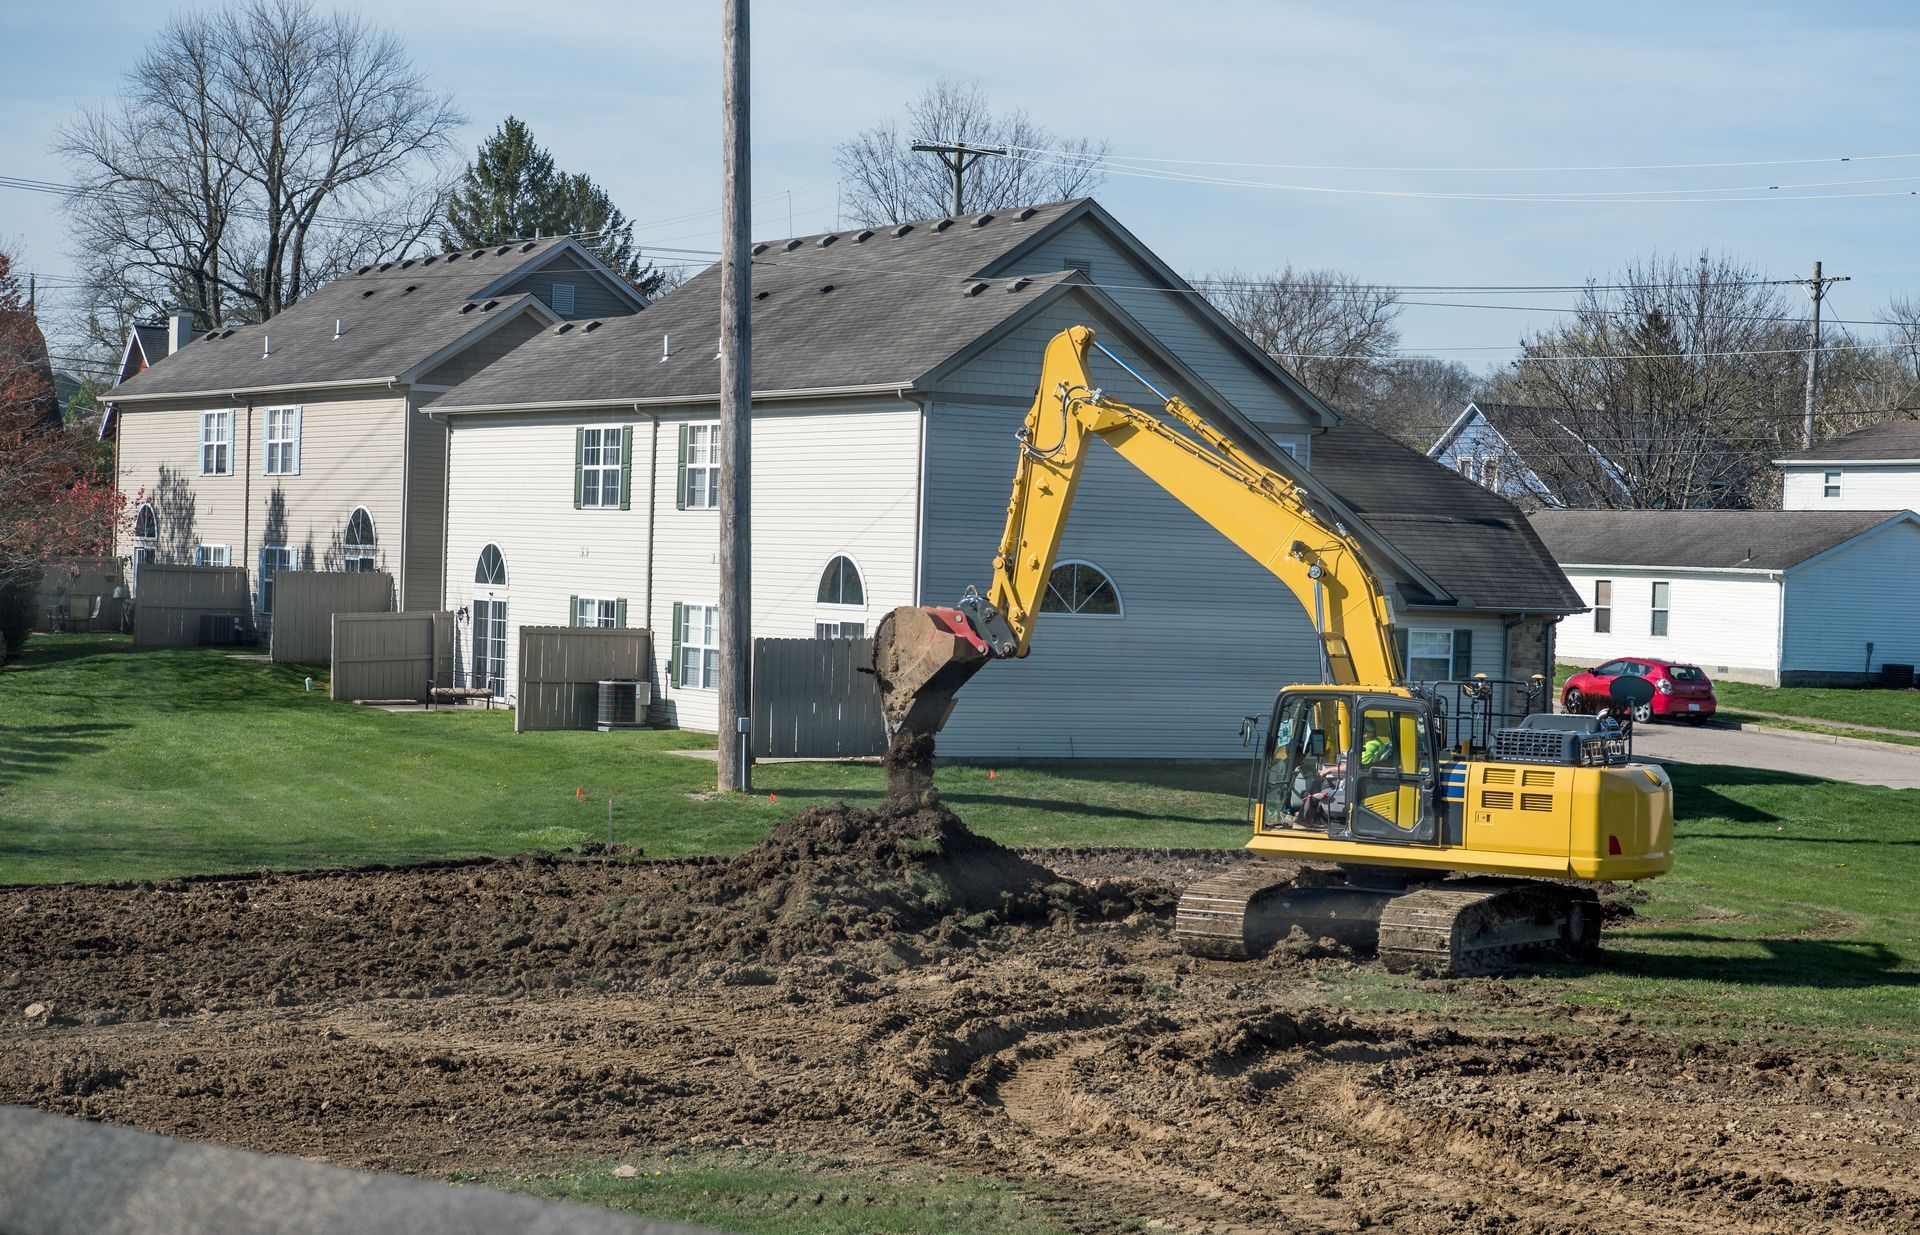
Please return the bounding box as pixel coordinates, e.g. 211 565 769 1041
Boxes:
442 117 669 296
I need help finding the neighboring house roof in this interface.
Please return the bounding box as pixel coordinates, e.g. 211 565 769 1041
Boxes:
120 323 169 382
104 236 622 404
1 305 61 431
1529 508 1917 571
1773 419 1920 464
1432 401 1632 507
1315 423 1584 613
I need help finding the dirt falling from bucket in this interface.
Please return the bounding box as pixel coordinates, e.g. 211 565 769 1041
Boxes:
883 730 938 804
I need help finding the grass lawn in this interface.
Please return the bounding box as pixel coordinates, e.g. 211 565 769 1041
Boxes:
5 636 1916 1057
1557 662 1920 738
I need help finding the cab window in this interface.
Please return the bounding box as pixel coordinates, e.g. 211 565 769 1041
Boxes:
1266 696 1351 828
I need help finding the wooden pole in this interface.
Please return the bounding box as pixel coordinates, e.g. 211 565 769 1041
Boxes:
1803 260 1823 451
717 0 751 791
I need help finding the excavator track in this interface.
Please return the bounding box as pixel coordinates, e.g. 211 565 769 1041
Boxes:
1176 866 1601 975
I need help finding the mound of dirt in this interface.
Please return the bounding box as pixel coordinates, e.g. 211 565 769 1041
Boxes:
622 799 1076 968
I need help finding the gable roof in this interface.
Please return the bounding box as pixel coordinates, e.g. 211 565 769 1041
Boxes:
1313 423 1583 613
1529 508 1916 571
1774 419 1920 464
106 237 610 403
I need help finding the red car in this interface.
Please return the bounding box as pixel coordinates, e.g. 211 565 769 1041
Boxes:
1562 658 1717 725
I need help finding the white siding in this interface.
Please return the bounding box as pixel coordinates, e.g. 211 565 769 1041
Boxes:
1780 464 1920 513
1555 568 1783 683
1781 520 1920 675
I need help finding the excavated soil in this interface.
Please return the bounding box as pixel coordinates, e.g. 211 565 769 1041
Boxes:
3 820 1917 1234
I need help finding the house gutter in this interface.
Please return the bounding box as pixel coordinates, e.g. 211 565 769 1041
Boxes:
433 383 913 416
1771 457 1920 467
1554 562 1787 578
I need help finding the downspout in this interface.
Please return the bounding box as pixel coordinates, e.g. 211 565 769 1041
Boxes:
639 405 659 693
397 380 410 609
239 396 253 593
909 388 925 605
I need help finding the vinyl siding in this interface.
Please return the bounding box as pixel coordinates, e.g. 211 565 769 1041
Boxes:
1781 520 1920 675
1554 568 1784 683
1000 221 1319 446
1780 464 1920 512
494 251 639 320
402 397 448 611
115 388 409 622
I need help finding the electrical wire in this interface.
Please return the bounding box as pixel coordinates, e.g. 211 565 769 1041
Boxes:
1003 143 1920 176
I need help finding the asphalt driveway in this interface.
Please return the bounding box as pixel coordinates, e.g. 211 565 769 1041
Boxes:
1631 721 1920 791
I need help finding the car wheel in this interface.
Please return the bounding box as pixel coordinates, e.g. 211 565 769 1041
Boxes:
1632 703 1654 724
1564 688 1586 714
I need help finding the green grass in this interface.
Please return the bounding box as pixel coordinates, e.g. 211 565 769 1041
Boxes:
468 1152 1112 1235
1715 710 1920 748
0 636 1248 885
1557 662 1920 734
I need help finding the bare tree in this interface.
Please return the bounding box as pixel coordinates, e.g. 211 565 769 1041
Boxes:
1352 356 1483 448
58 0 461 348
835 80 1107 225
1202 267 1402 407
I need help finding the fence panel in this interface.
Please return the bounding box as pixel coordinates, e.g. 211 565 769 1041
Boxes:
131 565 251 647
35 556 127 633
330 611 455 702
269 571 394 663
751 637 886 759
515 626 653 732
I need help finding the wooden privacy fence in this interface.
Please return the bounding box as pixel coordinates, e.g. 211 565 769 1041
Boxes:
35 556 126 633
132 565 250 647
330 611 455 703
269 571 394 663
516 626 653 732
751 637 886 759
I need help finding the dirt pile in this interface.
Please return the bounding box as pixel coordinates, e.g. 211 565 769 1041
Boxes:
621 799 1076 969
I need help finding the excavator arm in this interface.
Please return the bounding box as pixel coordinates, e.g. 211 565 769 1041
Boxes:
873 325 1403 739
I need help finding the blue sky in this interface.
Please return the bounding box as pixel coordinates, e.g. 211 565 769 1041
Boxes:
4 0 1919 372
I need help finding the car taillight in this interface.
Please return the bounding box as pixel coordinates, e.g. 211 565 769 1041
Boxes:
1655 678 1673 695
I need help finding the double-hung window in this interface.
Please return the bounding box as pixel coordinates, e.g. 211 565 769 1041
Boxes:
1593 580 1612 633
263 407 301 475
675 603 719 689
258 546 295 614
1407 629 1455 683
1823 470 1842 499
815 621 866 639
194 544 231 567
1650 582 1671 637
573 596 621 628
200 410 232 475
679 423 720 509
576 426 626 508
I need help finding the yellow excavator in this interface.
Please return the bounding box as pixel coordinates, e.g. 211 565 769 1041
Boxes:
872 325 1673 974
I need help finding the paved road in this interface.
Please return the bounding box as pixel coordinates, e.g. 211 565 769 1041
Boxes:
1631 721 1920 790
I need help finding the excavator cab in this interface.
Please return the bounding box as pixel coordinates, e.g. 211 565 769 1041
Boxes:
1259 689 1439 847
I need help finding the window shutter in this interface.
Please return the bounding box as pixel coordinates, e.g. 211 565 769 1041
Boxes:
675 424 689 510
1393 628 1409 679
1452 629 1474 679
619 425 634 511
615 598 627 628
568 595 579 627
291 408 302 475
669 602 684 679
574 428 585 509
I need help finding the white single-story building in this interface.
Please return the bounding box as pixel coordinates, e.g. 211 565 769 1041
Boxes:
426 198 1582 757
1775 420 1920 514
1531 508 1920 686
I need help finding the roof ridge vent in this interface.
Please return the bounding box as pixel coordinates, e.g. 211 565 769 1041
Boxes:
818 234 837 247
972 213 994 227
931 219 953 232
754 290 770 300
520 241 536 252
495 245 511 255
965 280 989 296
557 322 574 334
445 251 461 262
783 238 804 251
751 242 770 256
892 224 914 238
378 261 394 272
820 283 835 294
459 302 476 313
583 320 601 331
482 299 499 310
400 258 416 269
1017 207 1037 221
471 250 486 259
854 229 874 242
1006 276 1031 292
356 264 373 275
421 255 437 266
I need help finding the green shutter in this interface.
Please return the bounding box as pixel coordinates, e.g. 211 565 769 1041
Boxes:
668 602 685 681
573 428 585 508
675 423 689 510
1392 628 1409 680
1452 628 1474 679
615 598 627 628
619 425 634 511
568 595 579 627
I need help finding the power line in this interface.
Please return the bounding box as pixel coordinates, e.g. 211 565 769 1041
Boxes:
1004 143 1920 176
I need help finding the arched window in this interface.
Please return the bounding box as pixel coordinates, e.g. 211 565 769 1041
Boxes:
343 508 376 572
475 543 507 587
1040 561 1121 616
133 503 157 541
816 555 864 606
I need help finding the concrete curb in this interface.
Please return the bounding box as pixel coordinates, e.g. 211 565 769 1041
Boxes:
1719 720 1920 753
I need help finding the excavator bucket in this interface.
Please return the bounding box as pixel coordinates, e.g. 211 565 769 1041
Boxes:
871 605 991 739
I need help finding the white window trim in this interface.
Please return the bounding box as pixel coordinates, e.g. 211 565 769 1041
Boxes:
1040 559 1125 618
199 410 233 476
262 406 302 476
1406 627 1455 683
472 596 509 698
579 425 624 509
1592 579 1612 634
474 543 508 588
678 602 719 690
193 544 231 567
344 507 378 572
814 620 868 639
575 596 618 628
1650 581 1671 637
1823 469 1842 498
133 502 157 544
683 421 721 511
815 553 868 610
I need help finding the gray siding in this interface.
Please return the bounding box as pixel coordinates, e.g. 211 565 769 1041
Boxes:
1782 520 1920 676
496 252 639 320
402 397 448 612
417 313 548 387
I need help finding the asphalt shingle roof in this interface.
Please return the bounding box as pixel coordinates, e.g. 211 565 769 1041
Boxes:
108 237 580 400
1528 508 1909 570
1312 423 1584 613
1776 419 1920 462
438 201 1089 408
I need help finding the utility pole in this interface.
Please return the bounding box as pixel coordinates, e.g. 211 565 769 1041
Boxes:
1790 261 1850 449
909 140 1006 215
717 0 751 792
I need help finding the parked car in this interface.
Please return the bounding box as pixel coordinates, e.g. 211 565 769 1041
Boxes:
1562 658 1717 725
